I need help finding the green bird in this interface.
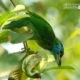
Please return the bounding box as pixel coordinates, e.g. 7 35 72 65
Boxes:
3 11 64 67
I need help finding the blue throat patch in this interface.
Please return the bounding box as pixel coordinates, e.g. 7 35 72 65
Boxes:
51 42 64 56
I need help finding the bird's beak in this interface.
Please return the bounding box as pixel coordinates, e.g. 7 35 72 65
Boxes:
56 54 61 67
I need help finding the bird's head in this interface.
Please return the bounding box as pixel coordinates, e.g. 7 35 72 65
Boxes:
50 39 64 67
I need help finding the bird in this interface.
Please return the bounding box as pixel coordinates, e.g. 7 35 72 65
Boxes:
3 11 64 67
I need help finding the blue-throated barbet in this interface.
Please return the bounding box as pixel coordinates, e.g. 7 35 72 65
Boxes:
3 11 64 67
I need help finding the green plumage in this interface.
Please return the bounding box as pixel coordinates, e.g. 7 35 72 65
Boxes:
27 12 56 50
3 11 64 67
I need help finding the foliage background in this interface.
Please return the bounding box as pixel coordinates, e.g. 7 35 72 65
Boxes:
0 0 80 80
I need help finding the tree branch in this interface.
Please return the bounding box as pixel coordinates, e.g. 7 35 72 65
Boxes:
10 0 16 7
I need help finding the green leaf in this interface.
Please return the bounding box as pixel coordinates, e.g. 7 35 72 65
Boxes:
0 29 33 44
12 4 26 11
0 11 17 27
8 14 29 21
9 30 33 44
0 30 10 43
0 50 26 72
0 51 20 72
64 47 73 52
65 29 80 42
42 66 75 73
0 5 26 27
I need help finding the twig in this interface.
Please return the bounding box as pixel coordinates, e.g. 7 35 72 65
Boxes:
10 0 16 7
23 41 29 54
23 41 28 50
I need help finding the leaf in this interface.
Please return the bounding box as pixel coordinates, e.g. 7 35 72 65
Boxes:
0 29 33 44
9 30 33 44
0 11 18 27
41 66 75 73
0 30 10 43
0 5 26 27
8 14 29 21
65 29 80 42
64 47 73 52
0 51 20 72
12 4 26 11
0 50 26 72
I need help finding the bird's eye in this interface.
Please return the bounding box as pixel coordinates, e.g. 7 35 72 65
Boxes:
60 50 64 58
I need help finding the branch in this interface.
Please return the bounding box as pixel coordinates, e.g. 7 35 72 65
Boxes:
10 0 16 7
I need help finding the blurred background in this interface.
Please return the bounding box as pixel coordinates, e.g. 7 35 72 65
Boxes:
0 0 80 80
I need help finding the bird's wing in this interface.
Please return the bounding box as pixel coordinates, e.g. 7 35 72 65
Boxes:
3 11 56 49
27 11 56 49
